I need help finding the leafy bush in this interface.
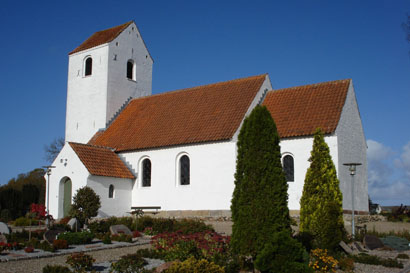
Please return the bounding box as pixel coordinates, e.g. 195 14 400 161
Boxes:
89 216 136 234
309 248 338 272
351 253 403 268
152 230 230 263
254 231 312 273
136 216 213 235
42 265 71 273
111 233 132 242
69 186 101 225
136 248 165 259
133 230 142 238
14 216 39 226
53 239 68 249
338 257 354 272
102 233 111 244
66 252 95 272
397 253 409 259
58 231 94 245
110 253 147 273
164 257 224 273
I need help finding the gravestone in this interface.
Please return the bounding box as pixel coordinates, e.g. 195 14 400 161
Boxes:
0 222 10 235
339 241 353 254
0 234 7 243
109 224 132 236
363 234 384 250
67 218 79 231
44 228 65 244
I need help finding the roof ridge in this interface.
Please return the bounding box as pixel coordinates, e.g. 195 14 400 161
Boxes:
274 78 351 93
69 141 114 151
69 21 134 55
130 74 267 102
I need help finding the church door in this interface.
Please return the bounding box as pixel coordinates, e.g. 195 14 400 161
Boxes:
63 179 72 217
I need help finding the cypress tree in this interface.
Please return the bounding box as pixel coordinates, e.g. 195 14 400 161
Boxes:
231 105 290 258
299 129 345 250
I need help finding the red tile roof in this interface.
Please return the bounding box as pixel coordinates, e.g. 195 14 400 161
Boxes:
92 74 267 151
69 142 135 179
70 21 133 55
262 79 350 138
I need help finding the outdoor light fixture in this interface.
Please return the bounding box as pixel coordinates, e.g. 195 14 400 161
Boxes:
343 162 362 237
43 165 55 229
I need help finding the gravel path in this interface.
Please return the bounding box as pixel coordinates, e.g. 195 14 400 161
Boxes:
0 244 151 273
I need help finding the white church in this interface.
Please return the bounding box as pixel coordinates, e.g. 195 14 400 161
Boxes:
47 21 368 219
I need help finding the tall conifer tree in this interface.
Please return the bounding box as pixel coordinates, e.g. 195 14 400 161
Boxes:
299 129 344 250
231 105 290 258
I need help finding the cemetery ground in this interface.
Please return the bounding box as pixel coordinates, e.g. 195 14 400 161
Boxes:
0 215 409 272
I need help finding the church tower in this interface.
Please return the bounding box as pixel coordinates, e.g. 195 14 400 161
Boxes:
65 21 153 143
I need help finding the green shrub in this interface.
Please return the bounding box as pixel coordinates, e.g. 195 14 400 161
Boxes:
351 253 403 268
110 253 147 273
38 241 55 252
136 216 155 231
66 252 95 272
299 129 345 251
58 231 94 245
53 239 68 249
231 105 291 258
338 257 355 272
111 233 132 243
42 265 71 273
254 231 312 273
89 216 136 234
397 253 409 259
173 218 214 234
164 257 224 273
136 248 166 259
14 216 35 226
102 233 111 244
69 186 101 225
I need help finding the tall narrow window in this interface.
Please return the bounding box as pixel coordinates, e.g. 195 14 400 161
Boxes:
109 184 114 198
142 158 151 187
127 60 134 80
283 155 294 182
180 155 190 185
85 57 92 76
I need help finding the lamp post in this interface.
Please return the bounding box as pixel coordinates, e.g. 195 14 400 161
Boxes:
43 165 55 228
343 162 361 238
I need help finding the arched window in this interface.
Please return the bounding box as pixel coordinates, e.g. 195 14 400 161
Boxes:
180 155 190 185
126 60 134 80
142 158 151 187
85 57 92 76
283 155 294 182
109 184 114 198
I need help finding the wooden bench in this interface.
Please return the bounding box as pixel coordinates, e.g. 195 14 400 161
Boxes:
130 206 161 216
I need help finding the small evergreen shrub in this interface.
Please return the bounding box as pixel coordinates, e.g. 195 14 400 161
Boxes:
66 252 95 272
338 257 354 272
58 231 94 245
397 253 409 259
136 248 166 259
110 253 147 273
14 216 38 226
136 216 213 235
102 233 112 244
42 265 71 273
309 249 338 272
254 231 312 273
164 257 224 273
69 186 101 225
351 253 403 268
111 233 132 242
53 239 68 249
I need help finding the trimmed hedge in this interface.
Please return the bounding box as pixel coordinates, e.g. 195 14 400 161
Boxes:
57 231 94 245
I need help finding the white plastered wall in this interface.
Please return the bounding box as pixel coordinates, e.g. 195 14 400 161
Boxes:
280 136 339 210
47 143 89 219
87 176 133 217
119 141 237 211
335 81 368 212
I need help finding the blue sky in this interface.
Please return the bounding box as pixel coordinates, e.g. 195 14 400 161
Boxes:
0 0 409 205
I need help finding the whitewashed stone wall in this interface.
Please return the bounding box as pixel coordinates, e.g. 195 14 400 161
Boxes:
65 22 153 144
336 81 368 212
120 141 237 211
